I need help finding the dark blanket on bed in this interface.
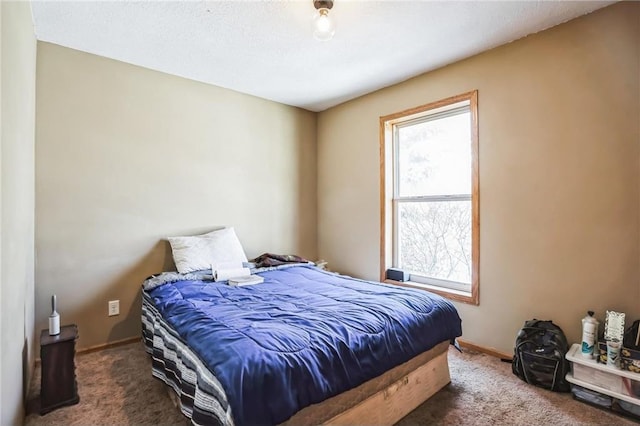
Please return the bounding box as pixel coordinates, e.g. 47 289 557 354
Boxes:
146 265 462 425
250 253 310 268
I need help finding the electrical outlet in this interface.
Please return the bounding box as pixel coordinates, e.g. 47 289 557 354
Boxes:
108 300 120 316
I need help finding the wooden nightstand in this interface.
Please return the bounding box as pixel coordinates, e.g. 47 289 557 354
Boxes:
40 324 79 414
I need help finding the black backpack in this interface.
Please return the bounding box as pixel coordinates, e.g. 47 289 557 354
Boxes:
512 319 571 392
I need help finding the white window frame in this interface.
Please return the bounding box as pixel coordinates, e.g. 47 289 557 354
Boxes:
380 91 479 305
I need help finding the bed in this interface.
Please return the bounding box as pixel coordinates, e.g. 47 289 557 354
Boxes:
142 263 462 425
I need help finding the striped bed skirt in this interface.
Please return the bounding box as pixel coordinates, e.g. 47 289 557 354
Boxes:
142 292 235 426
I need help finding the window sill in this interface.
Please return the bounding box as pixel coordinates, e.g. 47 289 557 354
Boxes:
384 279 479 305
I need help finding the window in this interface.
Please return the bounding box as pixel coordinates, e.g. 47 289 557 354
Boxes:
380 91 479 304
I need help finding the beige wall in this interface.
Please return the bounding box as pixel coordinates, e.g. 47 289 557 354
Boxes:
317 2 640 354
36 43 317 349
30 1 640 361
1 1 37 424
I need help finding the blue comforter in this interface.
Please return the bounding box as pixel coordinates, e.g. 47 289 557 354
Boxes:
146 265 462 425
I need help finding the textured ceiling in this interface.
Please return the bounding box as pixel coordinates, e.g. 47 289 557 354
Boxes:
31 1 614 112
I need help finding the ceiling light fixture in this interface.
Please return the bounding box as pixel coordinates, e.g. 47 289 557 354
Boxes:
312 0 335 42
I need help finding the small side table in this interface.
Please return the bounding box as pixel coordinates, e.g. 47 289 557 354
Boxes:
40 324 79 414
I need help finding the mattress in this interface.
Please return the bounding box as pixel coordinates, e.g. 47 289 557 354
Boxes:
142 264 462 425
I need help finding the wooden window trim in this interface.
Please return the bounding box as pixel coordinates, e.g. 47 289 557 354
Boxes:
379 90 479 305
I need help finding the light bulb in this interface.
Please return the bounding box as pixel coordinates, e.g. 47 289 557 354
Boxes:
313 8 335 41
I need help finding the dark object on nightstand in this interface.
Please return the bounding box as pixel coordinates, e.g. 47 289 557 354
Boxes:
40 324 79 414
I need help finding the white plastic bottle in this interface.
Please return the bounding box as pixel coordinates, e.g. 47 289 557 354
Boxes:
581 310 598 358
49 294 60 336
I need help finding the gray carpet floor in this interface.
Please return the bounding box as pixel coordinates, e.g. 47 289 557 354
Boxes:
25 342 637 425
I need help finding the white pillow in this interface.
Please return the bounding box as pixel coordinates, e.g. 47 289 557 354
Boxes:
168 227 248 274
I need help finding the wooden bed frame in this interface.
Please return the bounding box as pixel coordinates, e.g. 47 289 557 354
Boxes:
282 340 451 426
326 349 450 425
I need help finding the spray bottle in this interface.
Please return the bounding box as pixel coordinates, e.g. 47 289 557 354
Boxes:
581 310 598 358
